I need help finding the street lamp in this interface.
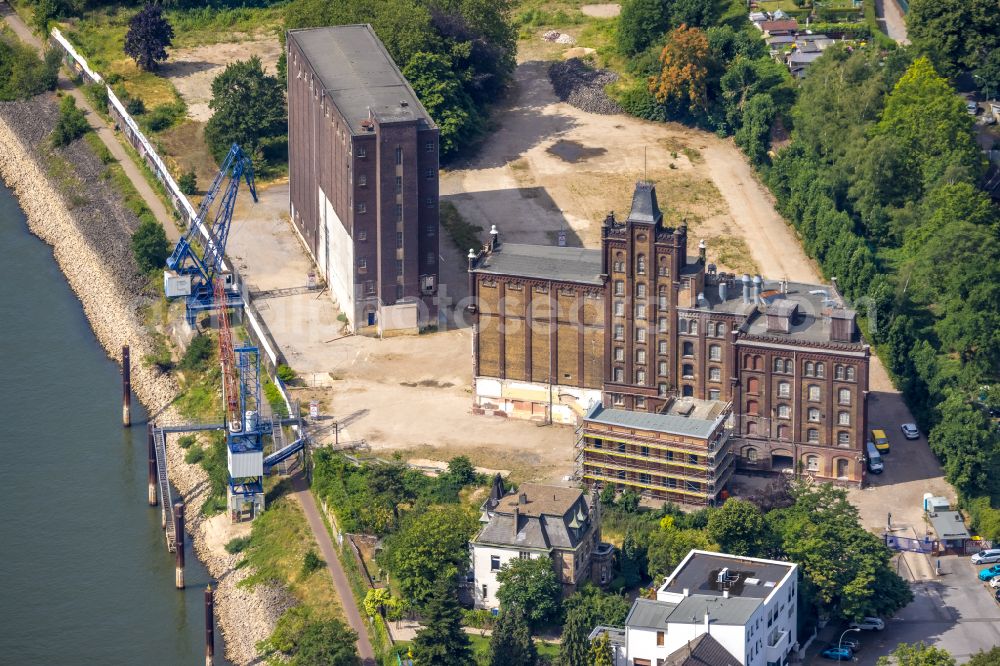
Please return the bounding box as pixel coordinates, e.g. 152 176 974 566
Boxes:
838 627 861 653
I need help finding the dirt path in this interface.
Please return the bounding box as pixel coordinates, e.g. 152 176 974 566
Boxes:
292 473 376 665
1 1 178 242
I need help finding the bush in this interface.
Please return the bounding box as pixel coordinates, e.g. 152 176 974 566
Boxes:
263 379 288 417
82 82 109 112
125 95 146 116
225 536 252 554
439 201 482 252
178 169 197 195
130 217 169 273
178 435 196 449
184 446 205 464
300 549 323 577
145 101 185 132
276 364 297 383
179 333 213 372
51 95 90 147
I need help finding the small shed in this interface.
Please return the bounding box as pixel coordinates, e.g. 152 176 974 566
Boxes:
927 510 971 547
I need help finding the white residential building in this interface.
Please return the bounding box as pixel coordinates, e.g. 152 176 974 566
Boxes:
469 481 613 610
596 549 798 666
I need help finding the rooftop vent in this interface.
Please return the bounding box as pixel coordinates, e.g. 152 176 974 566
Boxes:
360 119 374 132
400 100 408 107
764 581 776 588
745 577 760 586
717 567 731 584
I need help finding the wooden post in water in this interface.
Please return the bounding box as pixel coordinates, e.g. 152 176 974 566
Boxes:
205 585 215 666
147 424 158 507
121 345 131 427
174 502 185 589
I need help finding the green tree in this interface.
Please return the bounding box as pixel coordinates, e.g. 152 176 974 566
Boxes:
874 57 983 194
720 56 787 129
402 52 479 158
928 392 998 497
646 526 713 582
616 529 644 589
671 0 717 28
768 483 912 621
124 3 174 72
973 48 1000 100
559 586 630 666
876 641 955 666
906 0 1000 76
589 630 614 666
363 587 392 618
204 56 286 166
50 94 89 147
617 0 673 55
618 489 641 513
496 556 562 628
131 217 169 273
411 580 473 666
446 455 476 485
378 505 478 606
967 647 1000 666
734 93 776 164
707 498 770 557
488 604 537 666
258 607 360 666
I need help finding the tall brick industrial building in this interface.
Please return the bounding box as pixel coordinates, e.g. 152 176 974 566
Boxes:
287 25 440 334
467 183 870 503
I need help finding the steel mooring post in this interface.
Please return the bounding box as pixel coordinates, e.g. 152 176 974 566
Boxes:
147 424 158 507
174 502 185 589
122 345 131 427
205 585 215 666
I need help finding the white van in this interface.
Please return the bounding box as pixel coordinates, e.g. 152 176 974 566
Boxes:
866 442 884 474
972 549 1000 565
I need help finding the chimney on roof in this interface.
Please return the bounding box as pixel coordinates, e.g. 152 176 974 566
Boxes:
683 588 690 597
752 275 762 303
830 308 856 343
519 492 527 505
698 239 707 264
490 224 500 251
704 611 711 635
742 275 751 304
513 506 519 538
719 280 728 302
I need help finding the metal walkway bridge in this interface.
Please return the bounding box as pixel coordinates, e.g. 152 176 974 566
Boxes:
152 426 177 552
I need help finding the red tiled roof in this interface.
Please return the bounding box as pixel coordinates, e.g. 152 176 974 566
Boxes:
760 20 799 31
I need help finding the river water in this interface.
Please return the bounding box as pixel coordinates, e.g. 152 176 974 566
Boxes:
0 180 229 665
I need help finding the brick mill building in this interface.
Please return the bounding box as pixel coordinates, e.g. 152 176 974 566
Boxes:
287 25 440 335
467 183 870 503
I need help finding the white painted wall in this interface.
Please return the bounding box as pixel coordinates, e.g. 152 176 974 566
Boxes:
473 378 601 424
470 543 543 610
318 187 356 329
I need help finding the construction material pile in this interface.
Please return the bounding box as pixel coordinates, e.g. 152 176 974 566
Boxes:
548 58 623 115
542 30 576 44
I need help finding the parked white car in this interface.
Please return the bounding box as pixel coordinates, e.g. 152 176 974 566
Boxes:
972 549 1000 565
849 617 885 631
989 577 1000 589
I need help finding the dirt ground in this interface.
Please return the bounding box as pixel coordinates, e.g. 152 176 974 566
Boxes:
579 3 620 17
441 57 782 277
161 37 283 122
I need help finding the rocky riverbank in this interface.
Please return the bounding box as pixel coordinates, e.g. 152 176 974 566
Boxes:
0 95 293 664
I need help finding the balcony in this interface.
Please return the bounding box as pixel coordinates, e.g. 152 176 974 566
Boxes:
765 629 790 665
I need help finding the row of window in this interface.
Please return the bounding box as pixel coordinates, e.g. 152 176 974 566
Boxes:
356 226 437 242
589 467 705 491
355 142 436 160
611 254 671 276
358 255 437 273
753 356 858 382
746 378 853 405
590 441 703 464
744 422 852 445
746 400 853 425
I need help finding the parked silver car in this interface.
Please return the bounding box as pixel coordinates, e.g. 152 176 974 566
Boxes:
901 423 920 439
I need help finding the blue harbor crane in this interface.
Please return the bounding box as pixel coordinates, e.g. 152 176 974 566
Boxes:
164 143 258 325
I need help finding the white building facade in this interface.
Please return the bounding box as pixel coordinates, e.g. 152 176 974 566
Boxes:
612 550 798 666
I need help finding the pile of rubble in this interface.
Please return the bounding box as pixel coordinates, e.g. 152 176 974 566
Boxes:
542 30 576 44
548 58 623 115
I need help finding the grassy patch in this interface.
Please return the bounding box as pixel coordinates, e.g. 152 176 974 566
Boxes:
41 146 90 208
84 131 116 164
706 235 758 275
175 363 222 419
238 485 345 620
440 201 484 253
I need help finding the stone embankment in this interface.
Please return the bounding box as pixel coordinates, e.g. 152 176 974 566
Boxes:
0 96 293 664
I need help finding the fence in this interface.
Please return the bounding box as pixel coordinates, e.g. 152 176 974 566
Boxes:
884 534 936 554
49 27 296 418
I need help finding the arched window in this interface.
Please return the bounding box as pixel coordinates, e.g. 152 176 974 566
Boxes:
839 388 851 405
807 428 819 443
838 411 850 426
777 404 790 419
658 361 668 376
658 255 669 276
747 421 758 435
636 370 646 385
837 431 850 446
747 400 759 415
754 355 763 370
658 317 667 333
835 365 845 380
808 385 820 402
716 323 725 337
709 344 721 361
636 283 647 299
637 255 646 274
636 349 646 364
744 354 753 369
805 455 820 472
658 383 667 396
808 407 820 422
816 363 825 378
682 341 694 357
747 377 760 394
709 367 721 381
777 425 789 440
682 384 693 397
613 367 624 382
690 320 698 335
658 286 668 308
745 447 758 462
682 364 694 378
778 381 790 398
774 358 784 372
846 366 856 381
805 361 814 376
679 319 688 334
784 359 793 373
